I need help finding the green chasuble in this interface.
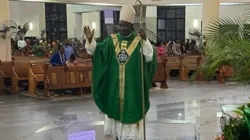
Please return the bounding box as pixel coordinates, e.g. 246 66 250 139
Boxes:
92 31 157 124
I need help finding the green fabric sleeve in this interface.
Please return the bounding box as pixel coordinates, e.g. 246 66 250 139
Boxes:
92 36 113 114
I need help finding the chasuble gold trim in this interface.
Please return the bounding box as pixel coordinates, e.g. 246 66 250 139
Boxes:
111 34 141 120
126 36 141 56
111 34 120 54
119 40 127 119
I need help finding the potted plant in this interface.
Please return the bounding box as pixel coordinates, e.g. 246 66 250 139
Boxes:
194 8 250 84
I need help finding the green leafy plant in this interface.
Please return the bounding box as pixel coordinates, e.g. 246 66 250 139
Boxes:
191 8 250 84
223 117 248 140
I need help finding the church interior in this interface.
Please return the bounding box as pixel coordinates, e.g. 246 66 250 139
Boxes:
0 0 250 139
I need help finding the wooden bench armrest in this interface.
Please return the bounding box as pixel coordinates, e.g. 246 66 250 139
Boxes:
12 68 20 80
166 64 170 71
44 75 50 85
183 64 189 70
29 70 38 82
0 69 5 77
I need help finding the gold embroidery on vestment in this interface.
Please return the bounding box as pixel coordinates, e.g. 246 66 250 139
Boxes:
111 34 141 121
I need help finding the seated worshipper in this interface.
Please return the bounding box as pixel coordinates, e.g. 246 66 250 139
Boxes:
64 39 74 60
17 37 26 50
166 41 174 56
180 40 186 55
172 40 182 56
189 40 201 55
56 40 61 46
50 45 66 66
40 37 50 57
33 39 45 57
23 39 33 56
84 5 157 140
49 41 58 55
185 39 191 51
66 53 78 66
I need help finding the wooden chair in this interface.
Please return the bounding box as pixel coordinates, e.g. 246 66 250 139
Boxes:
28 62 46 96
179 56 200 81
11 62 29 93
44 64 92 97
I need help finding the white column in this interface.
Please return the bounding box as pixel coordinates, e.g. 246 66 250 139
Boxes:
0 0 11 61
202 0 219 34
75 13 83 39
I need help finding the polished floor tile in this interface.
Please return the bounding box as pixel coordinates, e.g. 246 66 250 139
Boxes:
0 81 249 140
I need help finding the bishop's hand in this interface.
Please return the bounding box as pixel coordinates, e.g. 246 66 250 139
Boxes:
83 26 95 43
138 29 146 41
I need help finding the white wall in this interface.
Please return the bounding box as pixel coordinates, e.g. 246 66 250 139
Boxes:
82 12 101 38
146 6 157 35
185 6 203 38
66 4 76 38
9 1 45 37
66 4 118 39
75 13 83 39
185 5 249 38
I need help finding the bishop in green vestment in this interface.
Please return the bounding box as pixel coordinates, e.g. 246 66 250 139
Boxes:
84 5 157 140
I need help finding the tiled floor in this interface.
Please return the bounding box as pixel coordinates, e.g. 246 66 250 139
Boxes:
0 81 249 140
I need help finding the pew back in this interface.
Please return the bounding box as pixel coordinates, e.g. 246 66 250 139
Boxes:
166 57 180 69
13 62 29 80
29 63 46 82
44 65 92 90
0 61 13 78
182 56 199 70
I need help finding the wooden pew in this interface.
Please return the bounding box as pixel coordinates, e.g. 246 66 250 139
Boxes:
77 58 92 65
179 56 201 81
44 64 92 97
166 56 180 79
12 62 29 93
28 62 46 96
13 56 49 63
153 57 168 88
0 61 13 92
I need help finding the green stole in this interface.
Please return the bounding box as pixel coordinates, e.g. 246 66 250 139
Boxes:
92 31 157 124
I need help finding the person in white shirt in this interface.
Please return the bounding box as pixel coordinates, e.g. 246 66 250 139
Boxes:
17 37 26 49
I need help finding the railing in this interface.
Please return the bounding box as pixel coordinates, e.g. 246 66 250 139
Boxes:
146 29 163 44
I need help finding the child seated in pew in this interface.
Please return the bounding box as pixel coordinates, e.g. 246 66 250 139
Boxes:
66 54 78 66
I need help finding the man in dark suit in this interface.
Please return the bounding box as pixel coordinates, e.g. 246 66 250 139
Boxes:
50 45 66 66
